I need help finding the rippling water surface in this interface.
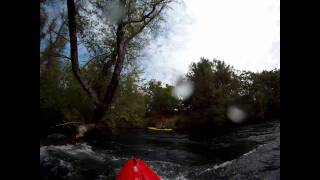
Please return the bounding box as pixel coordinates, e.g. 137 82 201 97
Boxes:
40 120 280 179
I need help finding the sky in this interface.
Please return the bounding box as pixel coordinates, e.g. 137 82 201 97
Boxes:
141 0 280 85
41 0 280 85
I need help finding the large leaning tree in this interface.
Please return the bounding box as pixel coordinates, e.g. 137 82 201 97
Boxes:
66 0 174 125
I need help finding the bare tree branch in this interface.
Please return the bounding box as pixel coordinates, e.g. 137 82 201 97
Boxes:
82 52 110 68
123 4 156 24
123 0 167 25
54 53 72 60
125 4 167 45
51 30 69 42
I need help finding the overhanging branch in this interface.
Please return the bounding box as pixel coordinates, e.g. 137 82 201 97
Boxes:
123 0 170 26
124 4 166 45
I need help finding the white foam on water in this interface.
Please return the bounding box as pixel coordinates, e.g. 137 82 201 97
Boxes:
161 174 189 180
145 160 188 180
96 174 108 180
40 143 105 162
109 155 125 161
40 146 49 159
59 159 72 168
198 159 233 175
243 148 257 156
146 160 182 166
197 159 236 176
213 160 233 169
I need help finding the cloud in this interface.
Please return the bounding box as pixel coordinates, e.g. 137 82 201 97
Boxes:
141 0 280 84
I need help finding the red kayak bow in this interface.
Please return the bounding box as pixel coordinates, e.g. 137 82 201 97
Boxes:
116 158 160 180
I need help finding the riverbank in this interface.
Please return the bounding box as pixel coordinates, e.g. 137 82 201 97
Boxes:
40 113 280 146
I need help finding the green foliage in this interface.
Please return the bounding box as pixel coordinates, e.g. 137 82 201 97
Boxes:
40 4 93 122
249 69 280 120
40 14 67 111
184 58 240 128
145 80 183 115
103 68 147 128
58 63 95 122
173 58 280 130
40 5 47 39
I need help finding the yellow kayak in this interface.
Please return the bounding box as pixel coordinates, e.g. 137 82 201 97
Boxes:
147 127 173 131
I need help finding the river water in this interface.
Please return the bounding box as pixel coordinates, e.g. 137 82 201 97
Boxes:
40 120 280 180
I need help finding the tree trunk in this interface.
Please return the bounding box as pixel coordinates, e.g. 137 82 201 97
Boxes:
67 0 102 108
91 49 117 99
91 106 105 123
92 22 126 123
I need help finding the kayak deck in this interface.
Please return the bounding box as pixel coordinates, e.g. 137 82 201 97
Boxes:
116 158 160 180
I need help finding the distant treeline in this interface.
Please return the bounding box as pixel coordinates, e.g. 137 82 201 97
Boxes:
41 55 279 132
142 58 280 131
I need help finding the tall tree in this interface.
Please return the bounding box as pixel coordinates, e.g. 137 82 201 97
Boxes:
40 0 69 110
185 58 240 128
66 0 173 124
249 69 280 120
